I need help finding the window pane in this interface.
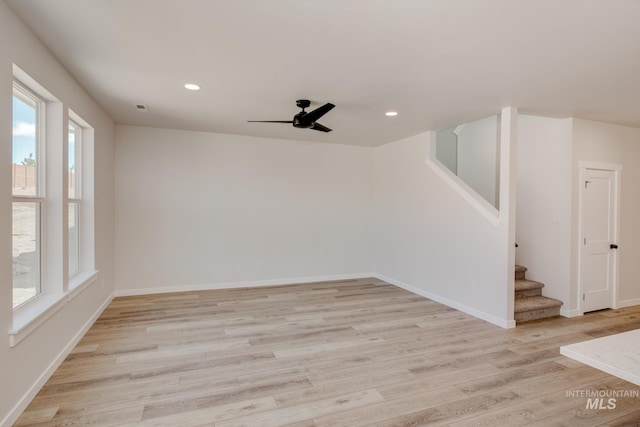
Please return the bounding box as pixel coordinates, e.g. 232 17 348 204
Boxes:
69 202 80 276
13 202 41 308
12 93 38 197
68 122 80 199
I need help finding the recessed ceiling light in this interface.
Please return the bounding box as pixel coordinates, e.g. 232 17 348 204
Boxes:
385 111 398 117
184 83 200 91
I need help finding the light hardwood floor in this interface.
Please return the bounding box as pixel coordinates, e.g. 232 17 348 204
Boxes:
15 278 640 426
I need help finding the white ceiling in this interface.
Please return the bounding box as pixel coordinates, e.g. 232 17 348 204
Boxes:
6 0 640 147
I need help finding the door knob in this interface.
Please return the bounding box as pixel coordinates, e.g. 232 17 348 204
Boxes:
610 244 619 249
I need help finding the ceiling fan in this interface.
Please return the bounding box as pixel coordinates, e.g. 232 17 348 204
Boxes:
248 99 335 132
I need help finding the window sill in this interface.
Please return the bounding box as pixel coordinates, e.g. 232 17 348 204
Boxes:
9 270 99 347
68 270 99 301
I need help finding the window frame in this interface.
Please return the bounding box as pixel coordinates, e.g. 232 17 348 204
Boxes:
67 109 95 291
68 118 82 278
12 80 46 310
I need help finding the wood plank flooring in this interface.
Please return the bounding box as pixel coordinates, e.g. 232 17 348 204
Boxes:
14 278 640 426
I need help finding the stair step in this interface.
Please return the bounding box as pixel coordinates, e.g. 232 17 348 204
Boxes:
515 279 544 298
515 265 527 280
515 279 544 291
514 296 563 322
515 295 562 312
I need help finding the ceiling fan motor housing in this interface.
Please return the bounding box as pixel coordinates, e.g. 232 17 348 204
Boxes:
293 115 311 128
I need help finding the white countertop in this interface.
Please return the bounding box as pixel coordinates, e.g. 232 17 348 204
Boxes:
560 329 640 386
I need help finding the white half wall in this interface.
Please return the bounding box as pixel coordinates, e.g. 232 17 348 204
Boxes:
516 115 573 311
114 126 374 294
373 108 516 328
572 119 640 310
0 3 115 425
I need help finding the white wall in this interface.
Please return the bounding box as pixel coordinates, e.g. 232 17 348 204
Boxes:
373 108 516 328
516 115 573 312
114 126 374 294
0 2 115 425
572 119 640 309
457 115 499 207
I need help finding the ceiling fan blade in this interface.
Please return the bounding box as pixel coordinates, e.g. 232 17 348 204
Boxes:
248 120 294 123
311 122 332 132
300 103 335 124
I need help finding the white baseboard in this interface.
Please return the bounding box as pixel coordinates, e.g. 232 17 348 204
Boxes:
2 294 114 427
618 298 640 309
114 273 376 297
376 274 516 329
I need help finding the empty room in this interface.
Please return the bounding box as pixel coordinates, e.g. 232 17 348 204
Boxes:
2 0 640 426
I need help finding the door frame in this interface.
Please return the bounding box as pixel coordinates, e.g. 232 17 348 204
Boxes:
577 162 621 314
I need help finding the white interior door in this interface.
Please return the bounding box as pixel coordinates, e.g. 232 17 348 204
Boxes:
580 168 618 313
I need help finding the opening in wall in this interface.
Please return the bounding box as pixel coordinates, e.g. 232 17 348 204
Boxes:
434 114 501 209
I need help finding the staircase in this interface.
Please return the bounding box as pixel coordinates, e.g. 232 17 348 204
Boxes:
514 265 563 323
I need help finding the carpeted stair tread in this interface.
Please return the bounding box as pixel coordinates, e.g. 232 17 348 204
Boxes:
514 296 563 313
515 279 544 291
515 265 528 280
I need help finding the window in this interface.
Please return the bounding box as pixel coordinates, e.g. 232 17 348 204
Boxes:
12 82 44 309
10 66 97 346
68 120 81 277
66 109 95 290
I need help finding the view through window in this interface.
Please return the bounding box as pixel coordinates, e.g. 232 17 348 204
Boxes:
68 120 81 276
12 83 43 308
